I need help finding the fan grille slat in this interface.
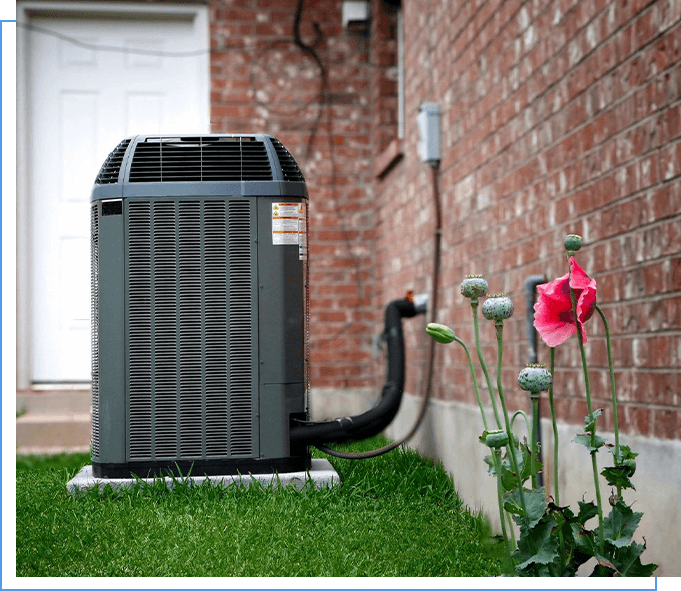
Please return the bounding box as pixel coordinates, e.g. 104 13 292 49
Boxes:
128 137 273 182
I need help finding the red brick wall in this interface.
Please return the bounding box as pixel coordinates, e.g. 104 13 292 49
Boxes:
209 0 378 390
373 0 681 438
206 0 680 439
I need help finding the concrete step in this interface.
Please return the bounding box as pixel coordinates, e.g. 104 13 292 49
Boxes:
16 388 92 455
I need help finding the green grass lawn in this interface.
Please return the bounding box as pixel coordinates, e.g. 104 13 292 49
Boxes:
16 437 503 577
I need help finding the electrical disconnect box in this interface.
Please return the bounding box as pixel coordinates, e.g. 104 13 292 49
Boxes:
416 103 441 165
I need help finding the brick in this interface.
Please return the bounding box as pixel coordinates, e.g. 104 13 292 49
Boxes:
195 0 681 440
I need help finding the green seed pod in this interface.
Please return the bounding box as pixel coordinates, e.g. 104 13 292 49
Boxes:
484 430 509 449
425 323 456 344
518 364 553 393
481 294 514 321
564 234 583 252
460 275 488 300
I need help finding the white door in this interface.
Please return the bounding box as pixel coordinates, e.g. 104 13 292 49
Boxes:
25 9 209 382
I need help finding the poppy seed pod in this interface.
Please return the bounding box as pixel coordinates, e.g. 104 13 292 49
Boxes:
481 294 514 321
564 234 583 252
460 275 488 300
518 364 553 393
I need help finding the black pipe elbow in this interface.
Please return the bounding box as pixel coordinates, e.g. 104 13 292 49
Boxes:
290 298 418 446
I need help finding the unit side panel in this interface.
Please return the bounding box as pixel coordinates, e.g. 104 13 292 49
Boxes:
94 200 127 464
257 197 305 459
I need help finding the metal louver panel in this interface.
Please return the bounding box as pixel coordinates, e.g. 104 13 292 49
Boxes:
271 138 305 182
128 137 273 182
90 204 100 458
228 201 254 456
127 198 253 461
204 201 229 457
178 201 202 457
153 202 178 458
95 139 131 184
128 202 153 459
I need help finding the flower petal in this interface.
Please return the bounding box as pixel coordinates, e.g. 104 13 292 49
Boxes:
534 297 577 347
570 257 597 325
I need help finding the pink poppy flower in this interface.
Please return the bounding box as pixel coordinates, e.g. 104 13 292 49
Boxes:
534 258 597 347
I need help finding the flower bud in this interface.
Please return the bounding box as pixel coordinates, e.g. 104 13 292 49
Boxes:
481 294 514 322
460 275 488 300
425 323 456 344
518 364 553 393
564 234 583 252
484 430 509 449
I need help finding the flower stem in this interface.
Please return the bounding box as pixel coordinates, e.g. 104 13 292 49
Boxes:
530 393 540 490
511 410 532 437
596 306 620 457
452 335 489 431
547 347 566 574
495 322 527 514
568 259 604 554
472 301 503 429
492 450 514 566
455 330 512 568
548 347 559 505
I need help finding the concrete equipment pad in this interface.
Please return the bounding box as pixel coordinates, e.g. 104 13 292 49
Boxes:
67 458 340 494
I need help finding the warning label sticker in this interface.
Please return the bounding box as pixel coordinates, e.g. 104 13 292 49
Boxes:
272 202 307 260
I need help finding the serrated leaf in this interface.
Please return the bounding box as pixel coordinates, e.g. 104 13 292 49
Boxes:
577 501 599 526
613 444 639 464
614 541 658 577
603 501 643 548
500 450 526 491
598 556 620 575
571 523 598 557
503 492 522 515
573 433 606 452
584 408 603 432
514 519 560 572
504 488 547 528
601 466 636 491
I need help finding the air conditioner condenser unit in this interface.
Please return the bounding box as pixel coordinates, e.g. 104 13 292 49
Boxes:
90 134 310 478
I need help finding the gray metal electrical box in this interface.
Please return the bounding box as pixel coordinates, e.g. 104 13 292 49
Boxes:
90 134 310 478
416 103 441 165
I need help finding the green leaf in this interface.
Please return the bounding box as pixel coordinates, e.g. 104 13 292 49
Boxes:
573 434 606 452
503 490 522 515
524 489 549 529
601 466 636 491
577 501 599 526
514 519 560 572
614 541 658 577
584 408 603 433
483 454 495 474
613 444 639 464
503 489 547 528
571 523 597 557
603 501 643 548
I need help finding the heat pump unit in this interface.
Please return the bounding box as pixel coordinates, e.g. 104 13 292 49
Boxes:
90 135 309 478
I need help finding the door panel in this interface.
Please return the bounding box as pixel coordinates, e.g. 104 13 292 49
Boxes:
27 13 209 381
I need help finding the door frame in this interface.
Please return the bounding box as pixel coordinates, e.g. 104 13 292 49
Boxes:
16 1 210 388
